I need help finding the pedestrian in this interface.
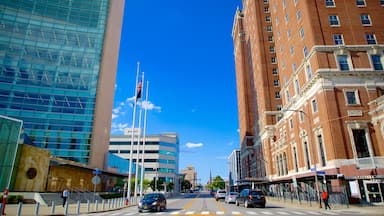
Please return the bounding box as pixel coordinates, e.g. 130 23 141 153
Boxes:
322 191 331 210
62 188 70 207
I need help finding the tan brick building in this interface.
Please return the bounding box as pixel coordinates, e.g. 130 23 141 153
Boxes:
233 0 384 203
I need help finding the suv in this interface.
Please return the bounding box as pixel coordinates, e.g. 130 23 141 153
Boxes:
236 189 266 208
215 189 226 201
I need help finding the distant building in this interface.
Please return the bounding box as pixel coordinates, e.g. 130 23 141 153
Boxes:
0 0 125 168
109 132 180 191
233 0 384 203
228 149 241 191
180 165 197 189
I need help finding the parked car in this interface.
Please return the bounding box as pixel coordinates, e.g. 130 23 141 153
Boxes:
138 193 167 212
215 189 227 201
235 189 266 208
225 192 238 204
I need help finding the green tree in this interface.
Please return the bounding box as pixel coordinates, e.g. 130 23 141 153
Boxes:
167 182 174 192
211 176 225 189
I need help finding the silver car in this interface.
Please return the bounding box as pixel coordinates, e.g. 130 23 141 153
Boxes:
225 192 238 204
215 189 227 201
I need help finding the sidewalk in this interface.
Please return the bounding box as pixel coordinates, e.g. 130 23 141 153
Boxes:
266 197 384 215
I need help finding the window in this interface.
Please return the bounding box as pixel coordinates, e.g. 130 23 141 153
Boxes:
266 15 271 22
325 0 335 7
299 111 304 122
381 0 384 6
285 14 289 23
264 0 269 4
275 92 281 99
273 80 280 87
271 57 277 64
333 34 344 45
352 129 370 158
329 15 340 26
287 29 291 38
356 0 366 7
299 28 305 38
267 25 273 32
306 64 312 80
303 46 308 57
269 46 275 53
360 14 372 25
345 90 360 105
366 34 377 44
283 0 287 8
294 0 298 5
264 7 270 13
292 63 297 72
293 147 299 172
337 55 350 70
286 90 291 102
289 118 294 129
317 135 326 167
312 99 318 112
297 10 302 20
290 45 294 54
295 79 300 94
304 141 311 170
268 35 274 42
371 55 383 70
272 68 279 75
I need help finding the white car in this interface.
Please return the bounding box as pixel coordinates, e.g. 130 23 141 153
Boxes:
215 189 227 201
225 192 238 204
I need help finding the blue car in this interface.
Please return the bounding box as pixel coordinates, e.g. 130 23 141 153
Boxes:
138 193 167 212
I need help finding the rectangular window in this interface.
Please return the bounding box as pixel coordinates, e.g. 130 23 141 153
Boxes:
271 57 277 64
275 92 281 99
366 34 377 44
317 135 326 167
285 14 289 23
360 14 372 25
293 147 299 172
289 118 294 129
371 55 383 70
295 79 300 94
333 34 344 45
286 90 291 103
337 55 350 70
264 0 269 3
356 0 366 7
267 25 273 32
299 111 304 122
352 129 370 158
269 46 275 53
268 35 274 42
273 80 280 87
381 0 384 6
345 90 360 105
306 64 312 80
325 0 335 7
297 10 302 20
277 105 282 111
303 46 308 57
266 15 271 22
290 45 294 54
304 141 311 169
329 15 340 26
264 7 270 13
312 99 318 112
299 28 304 39
287 29 291 38
272 68 279 75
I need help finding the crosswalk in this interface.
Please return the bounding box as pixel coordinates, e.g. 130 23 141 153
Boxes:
94 210 341 216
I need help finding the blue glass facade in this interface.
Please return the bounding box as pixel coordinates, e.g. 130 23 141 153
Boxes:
0 0 110 164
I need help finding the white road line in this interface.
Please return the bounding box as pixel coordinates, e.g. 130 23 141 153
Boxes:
232 211 241 215
276 211 290 215
260 212 273 215
290 211 305 215
110 213 121 216
324 211 339 215
185 211 194 215
124 213 136 216
307 211 322 215
245 211 257 215
201 211 210 215
170 211 180 215
216 211 225 215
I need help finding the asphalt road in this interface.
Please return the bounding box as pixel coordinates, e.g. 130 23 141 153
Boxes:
84 192 380 216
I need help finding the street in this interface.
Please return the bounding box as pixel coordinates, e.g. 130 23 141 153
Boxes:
84 192 381 216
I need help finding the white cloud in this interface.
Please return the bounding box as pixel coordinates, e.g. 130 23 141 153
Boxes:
112 113 119 119
140 100 161 112
185 142 203 148
111 123 129 133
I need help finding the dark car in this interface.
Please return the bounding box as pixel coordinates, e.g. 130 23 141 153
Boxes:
236 189 266 208
138 193 167 212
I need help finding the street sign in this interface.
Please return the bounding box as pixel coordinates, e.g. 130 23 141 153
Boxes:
93 168 101 175
92 176 101 185
316 171 326 175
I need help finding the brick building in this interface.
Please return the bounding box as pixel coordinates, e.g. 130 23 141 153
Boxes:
233 0 384 203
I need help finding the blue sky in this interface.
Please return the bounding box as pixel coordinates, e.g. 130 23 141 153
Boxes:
111 0 242 184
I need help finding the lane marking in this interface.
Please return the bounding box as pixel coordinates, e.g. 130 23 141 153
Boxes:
201 211 210 214
232 211 241 215
290 211 305 215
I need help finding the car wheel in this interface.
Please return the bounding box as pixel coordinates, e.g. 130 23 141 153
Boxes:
245 200 249 208
156 205 161 212
138 209 142 213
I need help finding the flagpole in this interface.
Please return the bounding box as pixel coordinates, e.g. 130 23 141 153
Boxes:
134 72 144 198
140 81 149 196
127 62 140 201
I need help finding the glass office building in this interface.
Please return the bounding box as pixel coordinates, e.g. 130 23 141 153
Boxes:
0 0 125 167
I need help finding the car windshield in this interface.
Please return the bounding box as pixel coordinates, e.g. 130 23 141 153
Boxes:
144 194 159 200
